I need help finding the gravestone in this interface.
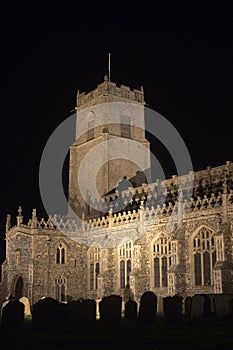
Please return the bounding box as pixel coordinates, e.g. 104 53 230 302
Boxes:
138 291 157 322
67 299 96 325
163 295 183 323
57 302 68 326
228 298 233 318
202 294 211 317
99 295 122 322
124 298 137 321
80 299 96 325
214 295 228 318
1 300 24 330
19 296 31 316
67 300 79 325
184 296 192 318
190 294 204 321
32 297 59 329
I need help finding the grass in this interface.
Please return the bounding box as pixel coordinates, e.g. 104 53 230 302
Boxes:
0 315 233 350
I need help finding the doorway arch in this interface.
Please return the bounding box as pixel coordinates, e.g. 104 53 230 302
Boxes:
13 276 24 300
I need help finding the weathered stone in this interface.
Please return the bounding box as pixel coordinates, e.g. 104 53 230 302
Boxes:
19 296 31 316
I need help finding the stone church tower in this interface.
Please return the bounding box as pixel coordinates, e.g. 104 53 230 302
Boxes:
68 75 151 219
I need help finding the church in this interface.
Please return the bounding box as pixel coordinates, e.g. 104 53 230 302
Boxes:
0 76 233 311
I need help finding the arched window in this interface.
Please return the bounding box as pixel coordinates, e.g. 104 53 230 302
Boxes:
89 247 101 290
120 116 131 138
152 236 177 288
87 120 94 141
55 277 67 302
56 244 66 264
193 227 216 286
90 263 94 290
95 262 100 289
85 111 95 141
120 260 125 288
118 241 132 288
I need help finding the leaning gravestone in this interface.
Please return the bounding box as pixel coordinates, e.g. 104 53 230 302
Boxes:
19 296 31 316
1 300 24 330
124 298 137 321
99 295 122 322
163 295 183 324
138 291 157 323
190 294 204 321
32 297 59 329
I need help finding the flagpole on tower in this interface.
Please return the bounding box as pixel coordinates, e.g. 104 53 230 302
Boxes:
108 52 111 82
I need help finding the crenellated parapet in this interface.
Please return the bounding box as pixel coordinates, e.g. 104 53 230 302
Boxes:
5 162 233 237
76 76 145 109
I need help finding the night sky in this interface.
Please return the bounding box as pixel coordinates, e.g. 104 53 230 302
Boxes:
0 3 232 260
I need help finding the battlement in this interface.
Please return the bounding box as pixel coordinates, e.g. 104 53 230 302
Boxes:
76 76 145 108
51 189 233 233
5 161 233 236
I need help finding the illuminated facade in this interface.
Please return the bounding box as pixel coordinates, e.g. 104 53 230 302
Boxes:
0 77 233 309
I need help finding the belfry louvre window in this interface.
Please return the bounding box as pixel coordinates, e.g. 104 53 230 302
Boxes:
120 116 131 138
193 228 216 286
87 120 94 141
152 237 177 288
56 244 66 264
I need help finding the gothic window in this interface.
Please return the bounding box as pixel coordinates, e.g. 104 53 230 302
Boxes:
87 120 94 141
118 241 132 288
95 262 100 289
56 244 66 264
120 260 125 288
90 263 94 290
193 227 216 286
120 116 131 138
152 236 177 288
55 277 67 302
89 247 100 290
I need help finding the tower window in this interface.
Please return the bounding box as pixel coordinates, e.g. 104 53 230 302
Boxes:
120 116 131 138
87 120 94 141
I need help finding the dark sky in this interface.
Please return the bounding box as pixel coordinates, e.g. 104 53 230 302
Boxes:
0 3 232 259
